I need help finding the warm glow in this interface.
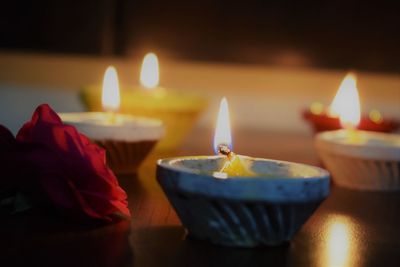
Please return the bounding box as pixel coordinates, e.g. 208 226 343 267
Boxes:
310 102 324 115
328 220 350 266
102 66 120 112
329 73 361 129
213 97 232 154
369 109 383 124
140 52 159 89
320 215 361 267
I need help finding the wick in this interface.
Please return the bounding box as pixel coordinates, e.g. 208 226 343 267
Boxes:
107 111 117 124
218 144 235 161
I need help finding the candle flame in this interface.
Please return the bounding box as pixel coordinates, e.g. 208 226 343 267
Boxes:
140 52 159 89
102 66 120 112
329 73 361 129
214 97 232 154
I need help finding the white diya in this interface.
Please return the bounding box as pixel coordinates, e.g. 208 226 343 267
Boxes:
60 66 164 174
156 98 330 247
315 76 400 191
316 129 400 191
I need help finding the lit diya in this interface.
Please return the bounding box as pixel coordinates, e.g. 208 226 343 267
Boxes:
61 66 164 175
81 53 207 151
303 73 399 133
315 80 400 191
157 98 330 247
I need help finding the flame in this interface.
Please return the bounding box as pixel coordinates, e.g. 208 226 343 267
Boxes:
102 66 120 112
214 97 232 154
329 73 361 129
140 53 159 89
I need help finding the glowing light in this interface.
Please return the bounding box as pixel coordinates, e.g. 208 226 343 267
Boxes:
329 73 361 129
310 102 325 115
321 215 361 267
140 52 159 89
369 109 383 124
102 66 120 112
213 97 232 154
328 220 350 266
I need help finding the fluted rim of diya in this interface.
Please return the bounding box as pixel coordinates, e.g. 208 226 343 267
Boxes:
81 86 208 112
316 130 400 191
316 129 400 161
157 156 330 202
59 112 164 142
122 88 208 111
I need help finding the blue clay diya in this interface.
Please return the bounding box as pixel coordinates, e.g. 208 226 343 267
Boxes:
157 155 330 247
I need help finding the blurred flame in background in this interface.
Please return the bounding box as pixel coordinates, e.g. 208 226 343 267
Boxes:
140 52 159 89
102 66 120 112
329 73 361 129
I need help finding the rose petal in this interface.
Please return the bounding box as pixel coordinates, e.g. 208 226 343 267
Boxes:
16 104 130 221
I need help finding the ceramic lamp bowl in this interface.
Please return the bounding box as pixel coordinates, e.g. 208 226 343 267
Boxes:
316 130 400 191
60 112 164 175
156 156 330 247
81 87 207 151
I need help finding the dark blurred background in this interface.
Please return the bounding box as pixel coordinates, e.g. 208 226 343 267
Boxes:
0 0 399 72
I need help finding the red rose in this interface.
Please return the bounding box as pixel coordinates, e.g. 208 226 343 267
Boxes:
3 104 130 222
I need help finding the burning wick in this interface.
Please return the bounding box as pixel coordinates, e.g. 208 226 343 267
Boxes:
107 111 117 124
213 97 254 177
217 144 235 161
216 144 254 177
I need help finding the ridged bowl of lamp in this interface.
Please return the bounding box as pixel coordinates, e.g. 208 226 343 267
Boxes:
60 112 164 175
316 129 400 191
157 156 330 247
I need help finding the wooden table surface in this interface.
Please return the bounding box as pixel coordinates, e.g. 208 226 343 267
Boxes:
1 129 400 267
